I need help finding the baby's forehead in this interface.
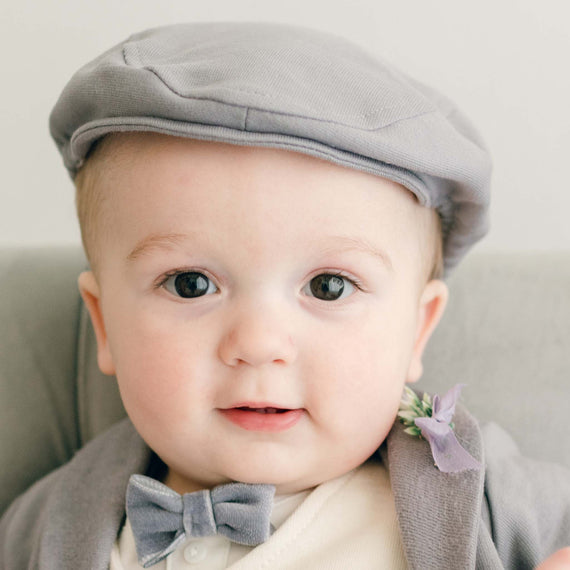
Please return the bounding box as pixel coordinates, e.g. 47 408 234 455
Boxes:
95 131 420 207
85 132 439 284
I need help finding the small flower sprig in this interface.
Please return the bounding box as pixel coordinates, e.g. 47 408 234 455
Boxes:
398 384 481 473
398 387 452 436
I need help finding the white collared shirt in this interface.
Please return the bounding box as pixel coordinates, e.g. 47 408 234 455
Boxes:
111 459 407 569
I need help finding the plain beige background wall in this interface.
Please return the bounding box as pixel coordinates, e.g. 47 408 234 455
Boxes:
1 0 569 253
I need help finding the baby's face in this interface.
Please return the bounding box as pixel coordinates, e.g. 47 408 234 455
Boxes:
79 133 447 494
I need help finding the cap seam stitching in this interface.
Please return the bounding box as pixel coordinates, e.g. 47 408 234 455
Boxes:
122 59 436 133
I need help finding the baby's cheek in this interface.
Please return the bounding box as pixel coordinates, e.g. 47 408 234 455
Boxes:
328 368 404 451
112 337 183 414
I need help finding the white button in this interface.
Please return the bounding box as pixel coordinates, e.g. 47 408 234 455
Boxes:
184 541 207 564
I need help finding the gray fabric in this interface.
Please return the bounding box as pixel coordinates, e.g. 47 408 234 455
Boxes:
48 22 492 275
2 409 570 569
0 418 151 570
381 402 485 567
127 475 274 567
481 423 570 567
0 247 85 513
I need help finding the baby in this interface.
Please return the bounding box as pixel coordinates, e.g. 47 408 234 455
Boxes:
1 22 569 570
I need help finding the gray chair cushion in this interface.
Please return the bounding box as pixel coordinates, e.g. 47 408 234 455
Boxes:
420 251 570 467
1 247 569 515
0 247 85 512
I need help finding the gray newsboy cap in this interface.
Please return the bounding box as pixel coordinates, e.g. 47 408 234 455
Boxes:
49 21 491 276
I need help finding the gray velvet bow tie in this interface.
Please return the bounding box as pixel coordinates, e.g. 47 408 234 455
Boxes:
126 474 276 567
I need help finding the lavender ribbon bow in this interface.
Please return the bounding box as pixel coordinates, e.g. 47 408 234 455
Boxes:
400 384 481 473
126 475 275 567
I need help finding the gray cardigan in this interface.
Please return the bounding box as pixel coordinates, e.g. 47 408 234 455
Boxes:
1 404 569 570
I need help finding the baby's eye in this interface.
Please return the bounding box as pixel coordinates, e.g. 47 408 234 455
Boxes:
162 271 218 298
304 273 356 301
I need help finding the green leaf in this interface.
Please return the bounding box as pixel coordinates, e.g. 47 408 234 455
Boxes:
397 410 418 422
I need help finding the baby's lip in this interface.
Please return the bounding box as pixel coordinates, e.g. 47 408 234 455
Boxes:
218 404 304 431
222 402 301 413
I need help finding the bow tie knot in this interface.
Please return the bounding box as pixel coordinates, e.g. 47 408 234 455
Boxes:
127 474 275 567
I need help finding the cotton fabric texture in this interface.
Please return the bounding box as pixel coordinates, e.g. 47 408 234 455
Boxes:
112 461 407 569
49 22 492 275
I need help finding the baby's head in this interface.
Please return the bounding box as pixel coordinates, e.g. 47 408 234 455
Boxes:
50 22 491 494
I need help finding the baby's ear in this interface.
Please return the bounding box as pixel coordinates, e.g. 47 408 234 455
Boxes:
77 271 116 375
406 279 449 383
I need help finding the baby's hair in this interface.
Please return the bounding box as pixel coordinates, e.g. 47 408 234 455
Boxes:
74 134 130 276
420 204 444 284
74 133 444 284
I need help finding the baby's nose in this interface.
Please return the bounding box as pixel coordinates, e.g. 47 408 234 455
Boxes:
217 308 297 367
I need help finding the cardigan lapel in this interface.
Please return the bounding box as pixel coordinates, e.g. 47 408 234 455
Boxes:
381 402 485 570
36 418 152 570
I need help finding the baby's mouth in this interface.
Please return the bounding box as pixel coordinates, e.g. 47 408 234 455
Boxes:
235 406 290 414
219 404 304 431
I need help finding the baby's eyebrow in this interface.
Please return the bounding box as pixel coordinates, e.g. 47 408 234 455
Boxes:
126 232 393 271
318 236 393 272
126 232 188 262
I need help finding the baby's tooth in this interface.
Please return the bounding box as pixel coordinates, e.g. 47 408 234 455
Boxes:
250 407 283 414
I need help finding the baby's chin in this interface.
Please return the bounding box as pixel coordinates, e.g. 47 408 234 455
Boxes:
160 440 383 495
237 473 317 495
163 462 351 496
216 459 368 496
